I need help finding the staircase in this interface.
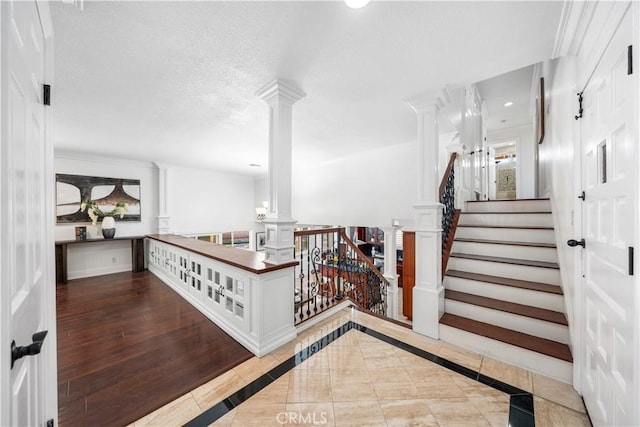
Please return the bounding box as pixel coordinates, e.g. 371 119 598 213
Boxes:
439 198 573 383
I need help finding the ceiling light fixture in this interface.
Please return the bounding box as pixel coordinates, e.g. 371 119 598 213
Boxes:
345 0 370 9
504 101 514 107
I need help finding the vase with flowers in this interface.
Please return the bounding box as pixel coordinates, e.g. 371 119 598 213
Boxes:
81 200 128 239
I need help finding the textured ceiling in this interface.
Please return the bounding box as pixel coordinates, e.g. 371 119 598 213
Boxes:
50 1 563 175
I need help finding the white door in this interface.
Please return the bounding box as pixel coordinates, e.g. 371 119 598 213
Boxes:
0 1 56 426
487 147 496 200
579 7 639 426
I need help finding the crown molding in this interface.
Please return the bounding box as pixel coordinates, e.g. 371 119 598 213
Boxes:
405 87 452 114
255 79 306 104
54 149 155 169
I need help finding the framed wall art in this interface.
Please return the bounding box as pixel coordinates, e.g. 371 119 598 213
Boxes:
56 174 141 223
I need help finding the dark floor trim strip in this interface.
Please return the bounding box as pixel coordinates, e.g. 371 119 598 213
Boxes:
183 321 535 427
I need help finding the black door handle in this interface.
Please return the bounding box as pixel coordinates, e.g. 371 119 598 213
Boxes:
11 330 48 369
567 239 586 248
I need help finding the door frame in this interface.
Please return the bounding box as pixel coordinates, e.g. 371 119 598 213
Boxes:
0 1 57 425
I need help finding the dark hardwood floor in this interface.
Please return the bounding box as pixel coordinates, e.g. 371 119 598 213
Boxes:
56 270 252 427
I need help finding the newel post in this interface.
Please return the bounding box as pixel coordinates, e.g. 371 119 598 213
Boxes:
256 80 306 265
405 88 450 339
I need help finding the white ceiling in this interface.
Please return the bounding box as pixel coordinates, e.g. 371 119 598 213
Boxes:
50 1 563 176
476 64 536 132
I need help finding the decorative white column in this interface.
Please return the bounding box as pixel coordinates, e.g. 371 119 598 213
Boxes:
382 223 401 320
154 162 171 234
255 79 306 265
405 89 450 339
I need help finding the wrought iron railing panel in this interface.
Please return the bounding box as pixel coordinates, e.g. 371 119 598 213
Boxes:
440 166 456 250
293 228 388 325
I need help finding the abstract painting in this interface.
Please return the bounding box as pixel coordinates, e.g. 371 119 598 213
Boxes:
56 174 141 223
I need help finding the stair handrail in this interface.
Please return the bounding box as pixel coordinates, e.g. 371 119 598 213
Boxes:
338 228 390 287
439 152 460 274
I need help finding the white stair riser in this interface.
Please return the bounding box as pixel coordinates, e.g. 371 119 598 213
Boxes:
445 299 570 344
451 241 558 263
444 276 565 312
447 257 561 285
439 324 572 384
465 200 551 213
455 226 556 244
459 213 554 227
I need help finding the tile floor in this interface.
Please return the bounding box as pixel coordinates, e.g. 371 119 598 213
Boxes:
131 308 591 427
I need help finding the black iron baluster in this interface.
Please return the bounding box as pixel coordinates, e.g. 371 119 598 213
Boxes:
297 236 304 323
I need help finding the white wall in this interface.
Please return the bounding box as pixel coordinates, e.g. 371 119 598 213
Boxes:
169 166 255 235
541 56 578 347
293 141 417 228
55 152 158 279
487 123 536 198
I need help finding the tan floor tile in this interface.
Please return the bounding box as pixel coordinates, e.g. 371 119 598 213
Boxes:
368 367 411 384
380 399 439 426
325 345 367 369
293 351 330 372
232 354 281 383
333 400 387 426
211 408 236 426
469 395 510 427
191 370 247 410
450 374 505 399
331 330 360 346
414 377 468 399
534 396 591 427
284 402 335 426
331 371 378 402
287 370 333 403
426 397 492 427
533 373 586 413
438 342 483 371
248 373 290 404
134 393 202 426
231 402 286 427
481 357 533 392
373 380 423 400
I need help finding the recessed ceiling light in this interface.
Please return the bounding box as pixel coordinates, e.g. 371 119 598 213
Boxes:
249 163 262 167
500 119 507 123
504 101 514 107
345 0 370 9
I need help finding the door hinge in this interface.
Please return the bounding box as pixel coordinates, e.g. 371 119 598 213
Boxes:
629 247 634 276
628 45 633 75
46 419 54 427
574 92 583 120
43 84 51 106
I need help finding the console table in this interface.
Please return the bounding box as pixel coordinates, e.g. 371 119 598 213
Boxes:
55 236 146 284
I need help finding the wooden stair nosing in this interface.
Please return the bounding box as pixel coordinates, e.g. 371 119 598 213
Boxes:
453 238 557 249
456 225 554 230
445 289 568 325
449 253 560 269
445 270 563 295
440 313 573 363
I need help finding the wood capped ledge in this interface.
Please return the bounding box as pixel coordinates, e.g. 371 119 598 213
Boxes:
440 313 573 363
445 289 568 325
449 253 560 269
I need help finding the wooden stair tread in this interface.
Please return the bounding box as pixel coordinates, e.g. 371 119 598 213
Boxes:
454 238 556 248
450 253 560 269
445 270 563 295
456 225 554 230
445 290 568 325
440 313 573 363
